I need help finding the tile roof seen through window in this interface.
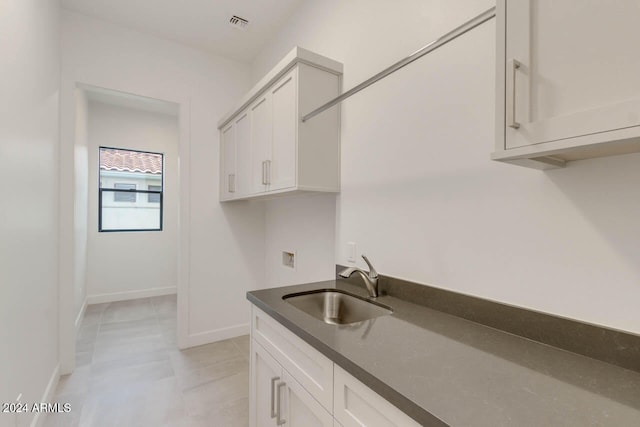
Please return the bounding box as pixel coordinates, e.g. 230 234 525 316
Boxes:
100 148 162 174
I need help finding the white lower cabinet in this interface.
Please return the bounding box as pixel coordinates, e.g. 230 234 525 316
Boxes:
251 307 334 411
280 369 334 427
252 340 283 427
250 305 421 427
334 366 420 427
251 340 332 427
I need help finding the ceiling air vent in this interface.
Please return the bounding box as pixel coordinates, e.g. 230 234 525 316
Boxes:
229 15 249 31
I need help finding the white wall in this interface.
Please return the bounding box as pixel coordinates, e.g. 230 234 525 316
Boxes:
252 0 640 334
86 101 179 300
0 0 61 426
74 88 89 325
60 10 266 350
264 194 336 287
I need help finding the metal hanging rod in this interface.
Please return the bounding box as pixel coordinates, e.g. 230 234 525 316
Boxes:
301 6 496 123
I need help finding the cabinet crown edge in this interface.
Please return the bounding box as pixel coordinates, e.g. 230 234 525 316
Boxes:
218 46 343 129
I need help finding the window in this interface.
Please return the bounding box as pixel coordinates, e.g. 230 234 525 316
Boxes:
99 147 164 232
114 183 137 202
147 185 161 203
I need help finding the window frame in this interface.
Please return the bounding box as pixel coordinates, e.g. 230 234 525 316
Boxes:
98 146 164 233
113 183 138 202
147 184 162 203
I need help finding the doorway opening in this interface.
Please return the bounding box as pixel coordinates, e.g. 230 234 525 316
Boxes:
59 84 188 376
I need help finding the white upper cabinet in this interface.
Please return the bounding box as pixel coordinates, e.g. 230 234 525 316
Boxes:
270 69 298 191
493 0 640 169
220 110 251 200
250 95 272 195
220 122 236 200
235 111 251 197
219 47 342 200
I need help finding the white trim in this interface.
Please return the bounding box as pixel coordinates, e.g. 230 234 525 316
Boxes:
75 299 88 332
87 287 176 304
58 85 81 376
182 323 249 349
177 100 191 351
31 364 60 427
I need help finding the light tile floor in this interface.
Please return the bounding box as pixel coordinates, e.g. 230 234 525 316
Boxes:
44 295 249 427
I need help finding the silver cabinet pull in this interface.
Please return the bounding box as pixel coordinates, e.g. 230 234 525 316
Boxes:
270 376 280 419
228 173 235 193
261 161 267 185
265 160 271 185
507 59 521 129
276 382 286 425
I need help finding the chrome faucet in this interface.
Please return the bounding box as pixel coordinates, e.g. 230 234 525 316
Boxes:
339 255 379 298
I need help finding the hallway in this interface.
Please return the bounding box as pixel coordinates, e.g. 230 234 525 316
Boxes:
45 295 249 426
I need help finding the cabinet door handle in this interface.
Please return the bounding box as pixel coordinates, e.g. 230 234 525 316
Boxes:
228 173 235 193
261 161 267 185
265 160 271 185
276 381 286 426
507 59 521 129
270 376 280 419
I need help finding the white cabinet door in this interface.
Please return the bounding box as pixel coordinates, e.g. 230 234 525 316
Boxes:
504 0 640 149
334 366 420 427
234 111 250 197
220 122 236 200
251 341 282 427
250 94 272 194
270 68 298 191
280 370 333 427
252 340 332 427
252 306 334 412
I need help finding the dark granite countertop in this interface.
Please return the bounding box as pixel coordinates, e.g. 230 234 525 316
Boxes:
248 279 640 427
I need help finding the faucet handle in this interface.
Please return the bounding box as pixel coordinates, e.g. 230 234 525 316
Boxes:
361 255 378 278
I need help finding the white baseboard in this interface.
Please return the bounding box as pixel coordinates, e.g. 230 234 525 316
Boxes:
87 287 177 304
31 364 60 427
75 299 87 332
181 323 249 349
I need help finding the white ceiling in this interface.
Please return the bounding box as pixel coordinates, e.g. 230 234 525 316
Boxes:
61 0 304 62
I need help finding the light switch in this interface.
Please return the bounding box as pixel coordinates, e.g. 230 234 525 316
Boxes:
347 242 356 263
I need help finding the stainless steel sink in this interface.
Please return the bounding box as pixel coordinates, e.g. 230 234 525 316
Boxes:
283 289 393 325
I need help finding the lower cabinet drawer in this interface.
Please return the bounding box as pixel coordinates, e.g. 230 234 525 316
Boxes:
252 306 334 412
334 365 420 427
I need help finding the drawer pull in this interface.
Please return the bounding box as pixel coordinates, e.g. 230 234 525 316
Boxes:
270 376 280 418
228 173 235 193
276 381 286 425
507 59 521 129
265 160 271 185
